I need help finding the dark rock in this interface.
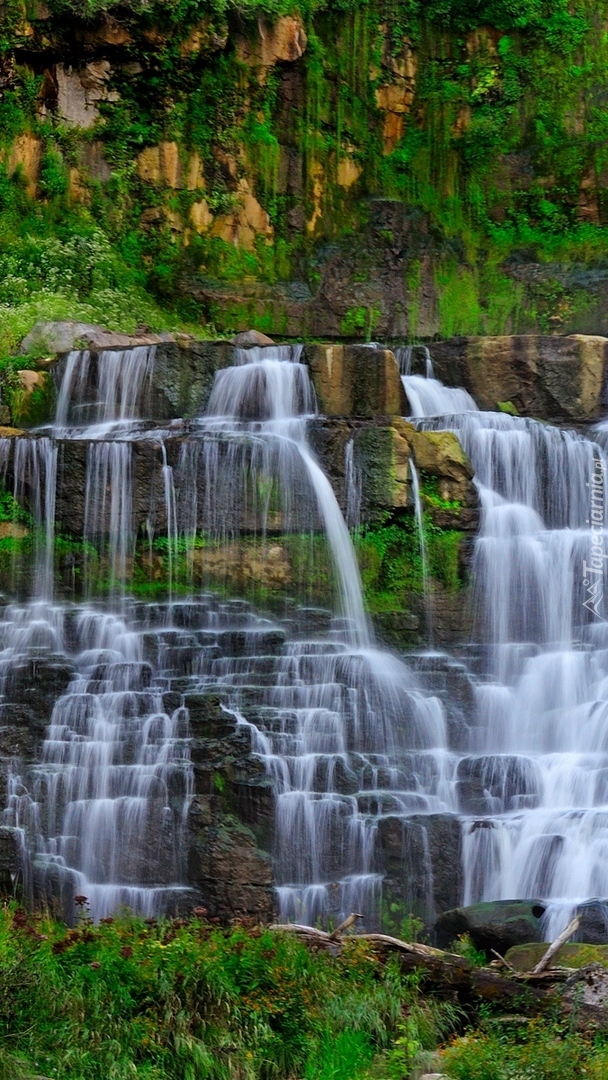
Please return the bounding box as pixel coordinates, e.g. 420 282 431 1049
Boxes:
0 826 21 891
378 812 462 924
435 899 546 954
456 755 540 815
575 900 608 944
187 817 275 921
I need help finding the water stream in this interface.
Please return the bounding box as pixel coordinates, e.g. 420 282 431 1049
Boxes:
3 339 608 936
404 362 608 936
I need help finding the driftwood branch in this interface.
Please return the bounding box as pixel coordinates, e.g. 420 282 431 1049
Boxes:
530 915 580 975
328 913 363 940
491 948 518 974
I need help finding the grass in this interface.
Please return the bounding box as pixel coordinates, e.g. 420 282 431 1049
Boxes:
0 904 432 1080
5 904 608 1079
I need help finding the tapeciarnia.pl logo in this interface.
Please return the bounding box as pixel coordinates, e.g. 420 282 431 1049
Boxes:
583 458 607 620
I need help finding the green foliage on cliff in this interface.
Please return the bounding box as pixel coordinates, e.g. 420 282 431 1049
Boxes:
2 0 608 338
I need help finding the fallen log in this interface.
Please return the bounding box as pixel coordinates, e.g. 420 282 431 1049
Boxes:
269 920 549 1007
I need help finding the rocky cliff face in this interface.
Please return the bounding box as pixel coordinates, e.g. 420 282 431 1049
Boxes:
3 0 608 340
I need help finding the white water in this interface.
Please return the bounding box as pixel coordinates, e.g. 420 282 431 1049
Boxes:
2 342 453 927
195 347 449 923
410 360 608 937
7 337 608 936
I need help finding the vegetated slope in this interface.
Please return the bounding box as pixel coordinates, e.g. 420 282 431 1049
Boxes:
1 0 608 345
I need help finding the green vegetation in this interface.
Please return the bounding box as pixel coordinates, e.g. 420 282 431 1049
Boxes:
357 517 464 611
0 902 446 1080
441 1016 608 1080
4 905 608 1079
0 0 607 339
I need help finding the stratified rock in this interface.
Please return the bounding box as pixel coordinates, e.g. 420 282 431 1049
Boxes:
431 335 608 422
304 344 406 417
188 817 275 921
435 899 546 953
455 755 540 815
378 813 463 923
148 339 235 418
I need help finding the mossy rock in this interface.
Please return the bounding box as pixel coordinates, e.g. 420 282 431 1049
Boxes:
505 942 608 972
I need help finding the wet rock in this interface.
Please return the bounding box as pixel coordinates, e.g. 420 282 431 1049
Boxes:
575 900 608 943
430 335 608 422
435 899 546 953
304 344 406 418
456 755 540 815
149 339 235 418
0 827 20 891
378 813 462 923
183 693 238 740
4 656 74 732
188 817 275 921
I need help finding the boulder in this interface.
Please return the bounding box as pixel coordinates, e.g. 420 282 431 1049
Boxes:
430 335 608 422
505 941 608 971
575 900 608 943
230 329 275 347
304 344 406 417
20 321 104 355
434 899 546 953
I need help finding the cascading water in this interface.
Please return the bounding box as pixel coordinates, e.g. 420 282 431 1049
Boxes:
2 345 197 918
2 341 454 927
407 355 608 936
9 333 608 938
191 346 448 923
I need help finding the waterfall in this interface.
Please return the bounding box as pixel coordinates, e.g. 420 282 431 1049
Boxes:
193 346 450 924
409 355 608 936
199 346 370 646
12 334 608 937
409 458 433 646
2 344 196 919
2 341 455 928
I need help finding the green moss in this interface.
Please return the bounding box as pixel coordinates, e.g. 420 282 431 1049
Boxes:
497 399 519 415
340 305 381 339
